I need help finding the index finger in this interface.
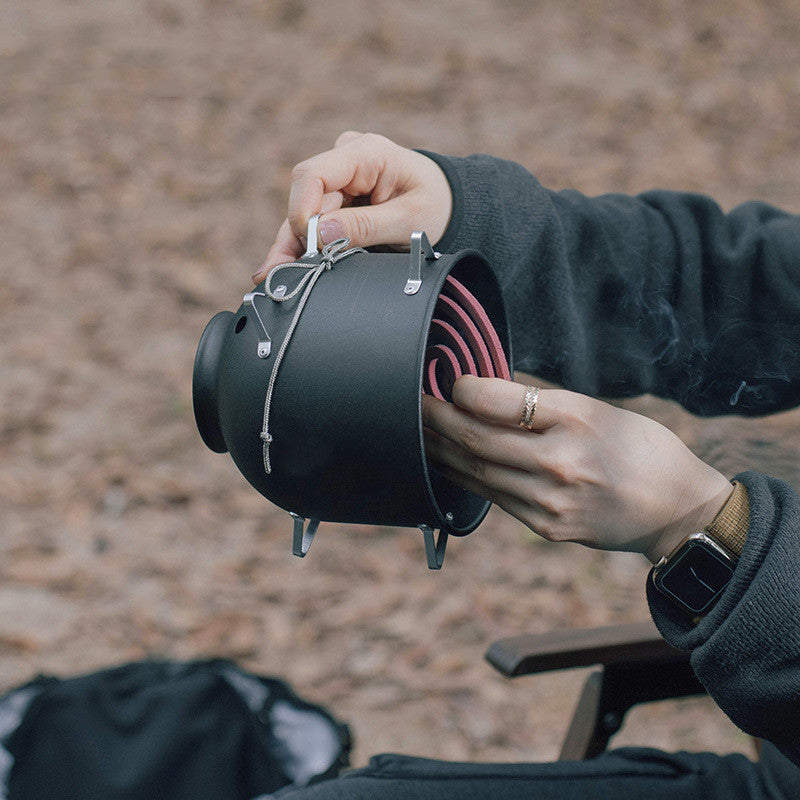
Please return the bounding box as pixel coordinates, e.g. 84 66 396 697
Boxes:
451 376 559 430
287 138 387 239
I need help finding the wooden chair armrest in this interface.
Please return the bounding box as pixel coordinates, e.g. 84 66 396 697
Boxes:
486 620 687 678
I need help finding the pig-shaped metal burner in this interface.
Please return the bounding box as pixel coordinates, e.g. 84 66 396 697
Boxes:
192 215 511 569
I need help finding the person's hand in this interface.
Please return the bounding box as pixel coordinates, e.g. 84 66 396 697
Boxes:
422 376 733 563
254 132 453 283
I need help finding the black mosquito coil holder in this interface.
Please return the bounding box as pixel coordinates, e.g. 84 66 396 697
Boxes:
193 215 511 569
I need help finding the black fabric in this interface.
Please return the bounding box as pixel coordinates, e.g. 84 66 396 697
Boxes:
1 659 351 800
272 746 799 800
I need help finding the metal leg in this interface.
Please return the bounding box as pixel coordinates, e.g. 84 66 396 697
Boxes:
419 525 448 570
290 513 320 557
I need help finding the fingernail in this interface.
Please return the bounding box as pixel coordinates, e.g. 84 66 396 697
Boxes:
318 218 344 245
252 263 268 284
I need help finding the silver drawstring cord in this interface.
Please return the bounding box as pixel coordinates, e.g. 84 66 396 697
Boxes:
260 237 365 473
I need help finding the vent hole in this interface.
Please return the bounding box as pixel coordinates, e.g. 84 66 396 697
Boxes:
234 316 247 334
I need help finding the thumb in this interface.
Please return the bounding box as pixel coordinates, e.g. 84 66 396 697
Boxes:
318 200 416 250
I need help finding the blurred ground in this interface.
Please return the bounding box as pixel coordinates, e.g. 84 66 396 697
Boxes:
2 0 800 767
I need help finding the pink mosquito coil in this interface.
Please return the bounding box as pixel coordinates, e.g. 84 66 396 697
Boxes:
423 275 511 402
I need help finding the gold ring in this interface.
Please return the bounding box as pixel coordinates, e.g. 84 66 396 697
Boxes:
519 386 539 430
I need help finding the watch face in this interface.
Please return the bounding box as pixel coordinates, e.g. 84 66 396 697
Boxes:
654 539 736 614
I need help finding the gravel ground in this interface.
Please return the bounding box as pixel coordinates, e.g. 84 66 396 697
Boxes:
2 0 800 767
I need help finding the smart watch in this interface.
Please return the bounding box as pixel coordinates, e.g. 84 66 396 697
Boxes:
652 532 737 615
651 480 749 617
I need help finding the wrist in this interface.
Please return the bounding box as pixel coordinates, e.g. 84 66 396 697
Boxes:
415 150 463 250
645 468 734 564
408 150 452 246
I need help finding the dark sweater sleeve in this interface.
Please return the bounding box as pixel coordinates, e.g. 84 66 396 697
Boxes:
422 151 800 417
648 470 800 769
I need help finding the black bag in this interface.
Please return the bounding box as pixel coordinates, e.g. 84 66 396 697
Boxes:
0 659 351 800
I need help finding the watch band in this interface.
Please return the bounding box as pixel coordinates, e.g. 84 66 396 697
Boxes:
705 480 750 557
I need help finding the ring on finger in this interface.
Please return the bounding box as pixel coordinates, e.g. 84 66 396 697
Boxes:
519 386 540 430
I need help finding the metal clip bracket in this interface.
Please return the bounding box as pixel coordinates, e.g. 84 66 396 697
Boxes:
302 214 321 259
404 231 440 295
243 291 272 358
290 512 320 557
419 524 448 569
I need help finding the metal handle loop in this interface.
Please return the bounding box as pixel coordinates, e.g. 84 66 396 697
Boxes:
405 231 440 295
303 214 320 259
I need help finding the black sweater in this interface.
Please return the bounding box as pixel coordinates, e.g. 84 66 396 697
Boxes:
424 151 800 776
